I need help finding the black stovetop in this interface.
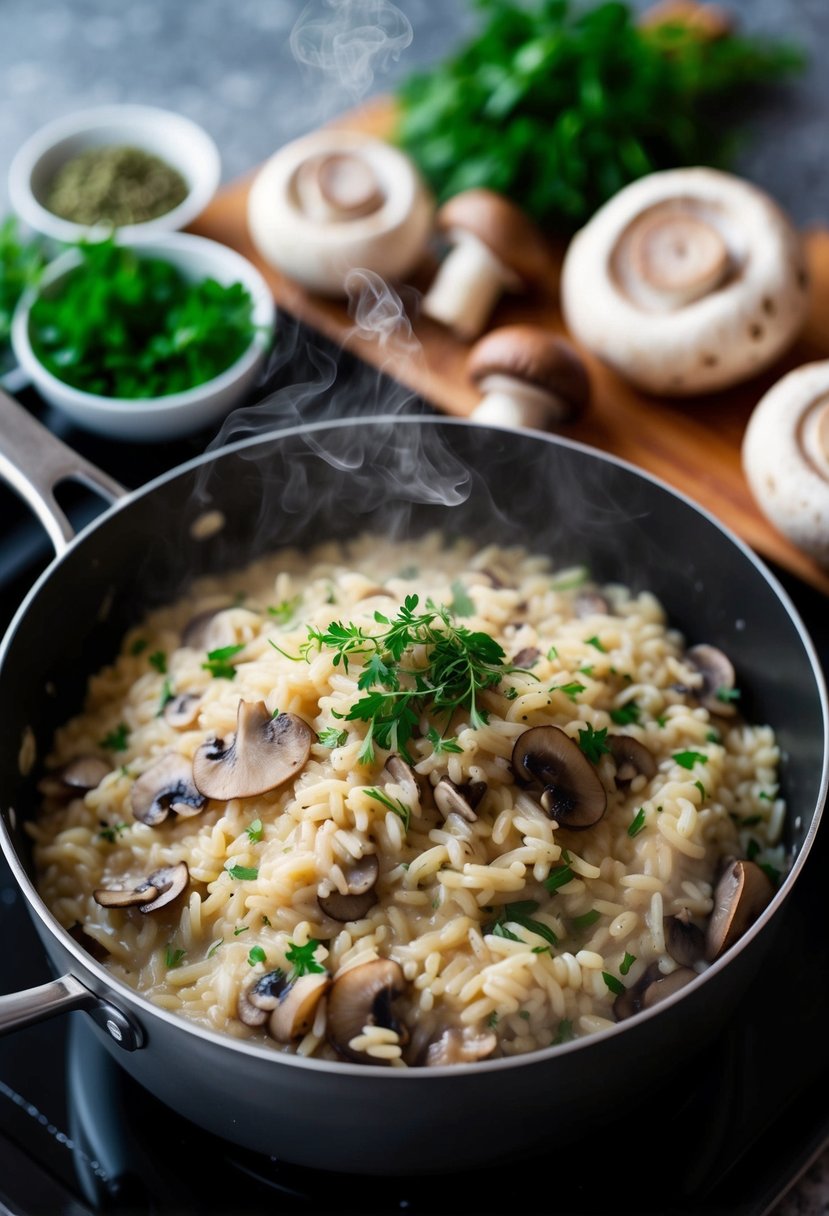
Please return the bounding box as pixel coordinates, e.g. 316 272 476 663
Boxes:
1 322 828 1216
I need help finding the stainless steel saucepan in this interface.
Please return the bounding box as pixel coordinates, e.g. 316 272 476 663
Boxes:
0 391 825 1174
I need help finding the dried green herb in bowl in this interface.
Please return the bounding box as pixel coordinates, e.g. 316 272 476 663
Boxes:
45 145 189 228
28 238 258 399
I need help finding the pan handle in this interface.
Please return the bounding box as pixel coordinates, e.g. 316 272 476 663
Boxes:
0 389 127 557
0 973 144 1051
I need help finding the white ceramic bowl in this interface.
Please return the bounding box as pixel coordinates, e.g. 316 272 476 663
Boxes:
12 233 275 442
8 104 221 244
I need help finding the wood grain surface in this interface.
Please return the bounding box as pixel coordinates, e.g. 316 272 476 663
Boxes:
189 96 829 597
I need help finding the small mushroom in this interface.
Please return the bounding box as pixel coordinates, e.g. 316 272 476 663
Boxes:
613 960 697 1021
468 327 591 430
607 735 657 786
193 702 313 801
238 968 286 1028
93 860 189 914
182 607 229 650
424 1027 497 1067
269 973 331 1043
684 644 738 716
573 590 611 618
705 858 775 961
664 908 706 967
561 167 808 395
383 754 420 807
164 693 202 730
247 129 434 296
512 726 607 830
327 958 408 1064
742 361 829 568
433 776 478 823
511 647 541 668
318 854 380 922
38 755 110 799
93 880 158 910
130 753 207 826
421 189 552 340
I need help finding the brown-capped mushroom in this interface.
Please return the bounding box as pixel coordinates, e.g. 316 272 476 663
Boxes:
193 702 312 801
705 858 775 961
561 167 808 395
468 327 590 430
318 854 380 922
164 693 202 730
383 754 420 807
130 753 207 827
182 607 229 650
607 735 657 786
424 1027 498 1066
512 647 541 668
512 725 607 830
742 361 829 568
664 908 705 967
573 590 611 618
421 189 551 340
269 973 331 1043
327 958 408 1064
684 644 738 716
237 968 286 1027
93 880 158 910
38 755 110 799
613 960 697 1021
433 776 478 824
93 860 189 914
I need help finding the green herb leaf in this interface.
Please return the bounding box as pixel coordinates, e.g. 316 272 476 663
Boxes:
285 939 325 977
233 925 250 936
610 701 640 726
544 864 574 893
487 1011 499 1028
627 807 646 838
552 1018 574 1045
207 940 223 958
716 686 741 703
165 946 186 969
620 952 636 976
100 722 129 752
202 643 245 680
673 750 708 770
246 818 263 842
148 650 167 674
97 822 128 843
248 945 266 966
318 726 348 749
449 580 475 617
553 680 586 702
577 723 610 764
571 908 600 930
130 637 148 656
226 863 259 881
268 595 302 625
365 787 411 830
426 726 463 755
156 677 174 716
546 645 558 661
602 971 625 996
585 635 606 653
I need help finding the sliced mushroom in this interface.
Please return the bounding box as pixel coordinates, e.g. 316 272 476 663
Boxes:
705 858 775 961
433 776 478 823
383 754 420 806
318 854 380 922
613 960 696 1021
164 693 202 730
93 880 158 909
139 862 190 913
664 908 705 967
640 966 697 1010
607 735 657 786
130 753 207 826
193 702 312 801
238 968 288 1027
512 726 607 830
684 644 738 716
573 590 611 618
39 755 110 799
458 780 487 811
327 958 408 1064
425 1027 497 1066
269 973 331 1043
512 646 541 668
182 607 228 650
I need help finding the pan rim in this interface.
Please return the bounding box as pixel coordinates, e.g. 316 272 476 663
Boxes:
1 413 827 1078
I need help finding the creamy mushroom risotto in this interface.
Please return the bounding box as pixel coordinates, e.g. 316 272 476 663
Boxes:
31 533 783 1065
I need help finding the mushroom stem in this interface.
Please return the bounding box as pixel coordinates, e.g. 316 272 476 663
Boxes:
471 375 570 430
422 233 515 339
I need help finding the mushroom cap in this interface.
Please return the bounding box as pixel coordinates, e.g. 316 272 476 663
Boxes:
139 861 190 913
130 753 206 826
467 326 591 421
193 702 313 801
327 958 407 1064
433 775 478 823
512 725 607 829
561 167 808 395
607 735 657 786
39 755 110 799
664 909 705 967
247 129 434 296
164 693 202 730
435 189 547 284
705 858 775 960
425 1027 498 1066
238 968 287 1027
318 854 380 922
742 360 829 567
684 644 738 716
269 973 330 1043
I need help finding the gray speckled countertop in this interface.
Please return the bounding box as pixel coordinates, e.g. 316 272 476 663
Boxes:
1 2 828 1212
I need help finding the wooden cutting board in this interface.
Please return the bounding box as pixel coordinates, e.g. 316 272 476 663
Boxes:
189 96 829 598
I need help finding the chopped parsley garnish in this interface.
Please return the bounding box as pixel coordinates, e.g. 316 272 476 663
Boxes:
487 1011 499 1029
519 1010 531 1020
549 568 588 591
268 596 301 625
602 971 625 996
100 722 129 752
148 650 167 674
544 864 574 893
426 726 462 755
285 939 325 978
449 580 475 618
165 946 186 969
504 686 519 701
318 726 348 749
694 780 706 799
130 638 148 656
620 952 636 976
552 680 586 702
246 818 263 842
302 595 513 763
579 664 594 676
202 643 245 680
577 723 610 764
627 807 646 837
248 946 267 966
585 635 606 652
156 677 174 716
226 863 259 881
207 940 223 958
610 701 640 726
656 714 668 728
546 645 558 661
552 1018 574 1045
758 791 773 802
365 787 411 830
673 750 708 770
233 925 250 936
571 908 600 929
485 900 558 948
716 686 741 704
97 822 128 843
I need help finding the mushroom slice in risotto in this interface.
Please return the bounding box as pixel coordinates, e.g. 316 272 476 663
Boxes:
93 860 189 913
425 1027 498 1066
705 858 775 961
607 735 657 787
684 644 738 717
238 968 330 1042
317 854 380 922
130 753 206 826
192 702 313 800
512 725 607 829
327 959 408 1064
38 755 110 800
433 775 479 824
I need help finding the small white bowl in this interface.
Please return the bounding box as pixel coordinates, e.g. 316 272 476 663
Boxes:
8 104 221 244
12 233 275 442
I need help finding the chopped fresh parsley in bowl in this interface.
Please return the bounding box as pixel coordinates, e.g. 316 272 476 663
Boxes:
12 232 274 441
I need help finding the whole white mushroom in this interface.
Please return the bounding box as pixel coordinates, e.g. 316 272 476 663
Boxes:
742 360 829 567
247 129 434 297
560 167 809 396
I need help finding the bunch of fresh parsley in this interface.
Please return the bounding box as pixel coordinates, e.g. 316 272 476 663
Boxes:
0 216 43 349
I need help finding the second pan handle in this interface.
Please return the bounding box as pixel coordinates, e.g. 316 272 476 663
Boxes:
0 389 127 556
